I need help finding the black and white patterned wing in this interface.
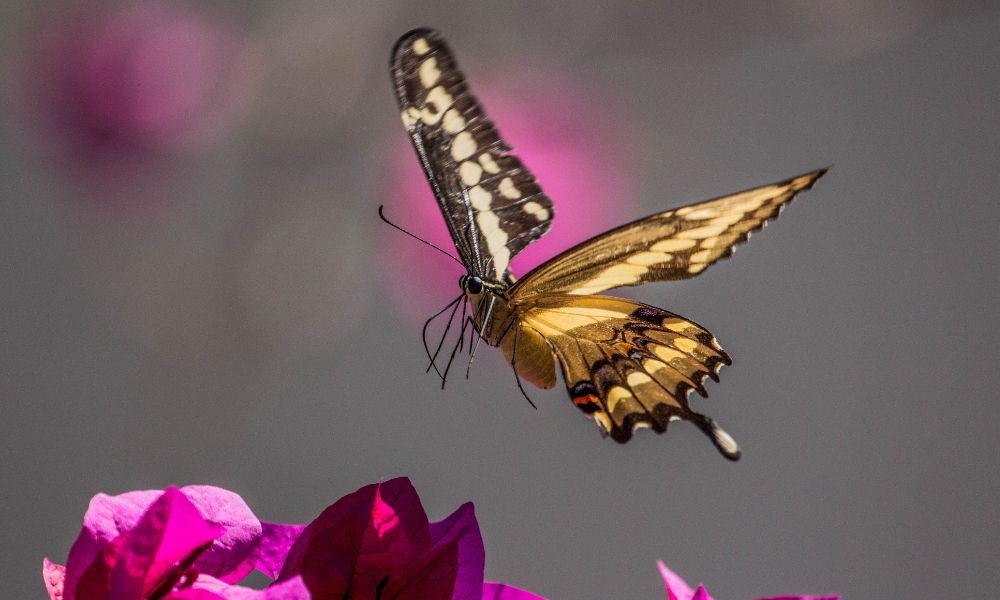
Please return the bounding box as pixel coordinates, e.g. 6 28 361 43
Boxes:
391 28 554 282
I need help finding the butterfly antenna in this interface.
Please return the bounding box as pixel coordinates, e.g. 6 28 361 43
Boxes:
378 205 463 265
422 293 463 380
509 325 537 409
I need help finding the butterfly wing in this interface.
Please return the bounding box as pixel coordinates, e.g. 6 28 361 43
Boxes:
391 28 554 281
507 294 740 459
511 169 826 297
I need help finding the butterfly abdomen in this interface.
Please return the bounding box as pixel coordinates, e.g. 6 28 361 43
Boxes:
499 320 557 389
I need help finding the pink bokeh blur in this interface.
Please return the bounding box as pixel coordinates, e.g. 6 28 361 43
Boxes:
381 69 639 324
22 1 255 215
31 2 254 155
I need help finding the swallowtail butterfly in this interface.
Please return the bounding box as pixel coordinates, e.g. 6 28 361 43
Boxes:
390 28 826 460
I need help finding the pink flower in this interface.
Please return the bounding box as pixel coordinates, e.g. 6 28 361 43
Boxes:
382 70 638 323
44 486 307 599
658 561 839 600
45 480 545 600
30 1 254 156
276 477 486 600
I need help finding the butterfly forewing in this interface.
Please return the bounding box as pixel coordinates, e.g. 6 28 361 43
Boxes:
391 28 554 281
511 169 827 297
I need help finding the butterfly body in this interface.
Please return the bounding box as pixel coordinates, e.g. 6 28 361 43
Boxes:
391 28 827 460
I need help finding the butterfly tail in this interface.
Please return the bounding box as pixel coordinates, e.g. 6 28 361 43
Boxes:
691 413 742 461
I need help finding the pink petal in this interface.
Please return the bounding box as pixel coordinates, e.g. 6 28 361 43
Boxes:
63 489 162 596
118 487 224 597
427 503 483 600
178 486 264 583
42 559 66 600
482 581 547 600
278 477 433 598
657 561 698 600
177 574 311 599
382 534 458 600
72 488 223 599
692 585 712 600
256 522 305 579
63 485 264 596
756 596 841 600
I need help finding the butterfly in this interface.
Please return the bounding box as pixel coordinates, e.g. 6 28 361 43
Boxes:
389 28 827 460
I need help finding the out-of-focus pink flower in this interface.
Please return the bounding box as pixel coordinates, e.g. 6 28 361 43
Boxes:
382 70 638 323
31 1 254 157
657 561 839 600
276 477 485 600
45 486 308 600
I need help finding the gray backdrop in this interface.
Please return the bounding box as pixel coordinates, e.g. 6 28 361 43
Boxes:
2 2 998 598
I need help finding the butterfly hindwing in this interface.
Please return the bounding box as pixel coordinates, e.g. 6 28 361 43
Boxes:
511 294 740 458
511 169 826 297
391 28 554 280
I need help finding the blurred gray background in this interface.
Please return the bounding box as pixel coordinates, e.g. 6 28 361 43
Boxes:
2 1 998 598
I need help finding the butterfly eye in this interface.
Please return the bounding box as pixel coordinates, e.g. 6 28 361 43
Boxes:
466 276 483 294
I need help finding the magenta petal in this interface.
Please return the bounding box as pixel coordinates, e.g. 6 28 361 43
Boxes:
256 522 305 579
179 486 264 583
42 559 66 600
63 489 162 597
278 477 432 598
692 586 712 600
756 596 841 600
113 487 224 597
657 561 701 600
381 533 459 600
177 574 311 599
71 488 221 599
482 581 547 600
64 485 264 595
428 502 484 600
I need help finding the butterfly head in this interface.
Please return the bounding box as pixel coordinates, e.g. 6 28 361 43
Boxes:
460 274 484 295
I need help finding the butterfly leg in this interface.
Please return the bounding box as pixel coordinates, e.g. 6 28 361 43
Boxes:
441 308 473 389
466 295 497 379
508 324 538 409
423 293 464 380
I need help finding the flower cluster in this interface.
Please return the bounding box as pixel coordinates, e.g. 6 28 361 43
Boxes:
43 478 839 599
44 478 542 600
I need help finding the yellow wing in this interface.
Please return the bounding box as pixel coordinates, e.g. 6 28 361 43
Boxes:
509 294 741 459
510 169 827 297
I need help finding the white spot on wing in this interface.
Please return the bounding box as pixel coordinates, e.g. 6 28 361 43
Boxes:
498 177 520 199
651 238 697 252
626 371 653 387
459 161 483 186
451 131 476 161
419 57 440 88
442 109 466 134
680 223 728 239
400 107 421 129
627 251 671 266
522 201 550 221
607 386 633 412
421 86 453 125
475 211 510 277
478 153 500 174
412 38 430 55
469 186 492 210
